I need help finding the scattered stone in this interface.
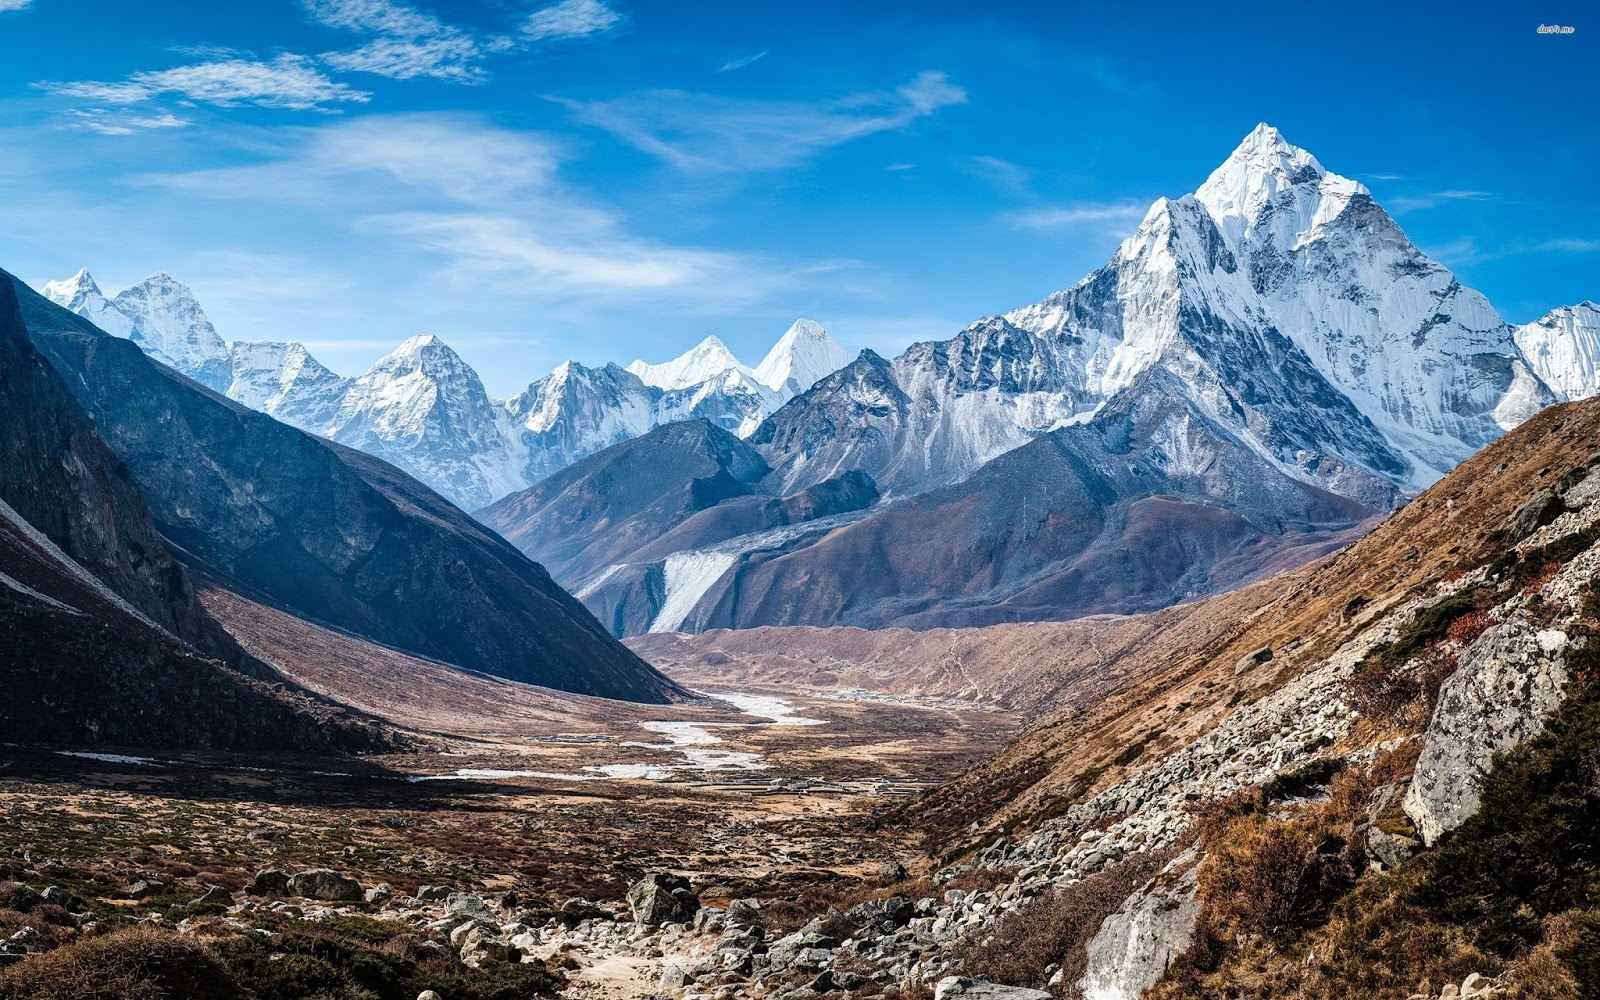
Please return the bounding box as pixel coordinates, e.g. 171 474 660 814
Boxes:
415 885 452 901
287 869 363 902
365 884 393 905
447 893 491 919
627 873 700 925
459 925 514 967
418 992 443 1000
934 977 1052 1000
878 859 909 882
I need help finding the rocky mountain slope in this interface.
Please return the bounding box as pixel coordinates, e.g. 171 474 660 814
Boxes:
479 420 880 636
843 393 1600 998
490 125 1585 635
38 272 852 509
8 269 681 704
0 277 384 751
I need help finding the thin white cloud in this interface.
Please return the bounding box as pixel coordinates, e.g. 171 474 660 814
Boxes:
1007 202 1148 230
562 70 967 173
1388 189 1494 213
62 109 191 136
43 54 370 111
521 0 622 42
305 0 485 82
0 0 32 10
719 50 768 73
136 114 795 306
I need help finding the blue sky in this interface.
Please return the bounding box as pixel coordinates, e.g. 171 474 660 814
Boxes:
0 0 1594 395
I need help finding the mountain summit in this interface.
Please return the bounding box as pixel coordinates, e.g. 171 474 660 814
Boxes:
33 271 855 510
490 124 1598 636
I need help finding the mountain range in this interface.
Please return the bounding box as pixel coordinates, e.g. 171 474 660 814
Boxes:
4 267 680 721
483 125 1600 636
37 268 852 511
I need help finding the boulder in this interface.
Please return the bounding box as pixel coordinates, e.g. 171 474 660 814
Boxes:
125 879 165 900
659 963 694 990
418 992 443 1000
288 869 363 902
626 873 700 925
1079 852 1200 1000
1234 646 1273 676
878 859 909 882
934 978 1052 1000
1403 620 1569 845
447 893 491 919
415 885 452 901
458 925 514 967
849 894 915 931
195 885 234 907
559 897 606 925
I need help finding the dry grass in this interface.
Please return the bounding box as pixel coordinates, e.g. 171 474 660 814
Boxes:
953 848 1176 997
0 926 237 1000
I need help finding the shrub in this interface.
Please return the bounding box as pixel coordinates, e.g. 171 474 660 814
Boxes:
953 847 1174 995
1446 611 1492 646
0 926 238 1000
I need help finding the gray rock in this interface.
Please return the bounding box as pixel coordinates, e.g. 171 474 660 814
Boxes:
1235 646 1273 675
1366 827 1420 869
626 873 700 925
447 892 491 919
659 962 694 989
849 894 914 931
288 869 363 902
458 925 514 967
934 977 1052 1000
450 919 493 947
415 885 452 902
1404 621 1569 845
1079 853 1200 1000
125 879 164 899
365 884 393 905
418 992 443 1000
878 859 909 882
195 885 233 907
559 897 606 924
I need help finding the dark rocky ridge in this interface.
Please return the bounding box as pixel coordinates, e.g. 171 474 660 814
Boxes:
5 271 680 704
0 278 384 750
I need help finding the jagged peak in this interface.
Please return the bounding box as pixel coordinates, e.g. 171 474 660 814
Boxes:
626 334 747 391
39 268 103 303
754 318 850 393
1195 124 1330 235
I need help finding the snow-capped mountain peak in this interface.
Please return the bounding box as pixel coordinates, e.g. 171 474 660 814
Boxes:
754 319 851 395
627 335 748 390
39 268 105 312
1515 302 1600 401
1195 123 1345 244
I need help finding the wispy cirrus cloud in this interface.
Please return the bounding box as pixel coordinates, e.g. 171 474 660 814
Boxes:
41 54 370 111
135 114 806 306
1006 201 1148 230
62 109 190 136
1428 235 1600 267
305 0 485 83
1387 188 1494 213
562 70 967 173
719 50 768 73
521 0 623 42
0 0 31 10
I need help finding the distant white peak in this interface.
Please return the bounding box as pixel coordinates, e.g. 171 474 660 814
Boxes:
1515 301 1600 401
754 318 851 393
39 268 104 309
1195 123 1330 237
626 335 748 390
